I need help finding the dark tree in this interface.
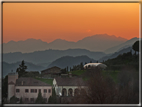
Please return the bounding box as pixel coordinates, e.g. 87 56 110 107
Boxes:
2 75 8 103
35 90 46 104
19 97 23 104
132 40 139 55
71 67 139 104
48 88 57 104
66 66 68 72
80 62 84 70
10 96 18 104
16 60 27 77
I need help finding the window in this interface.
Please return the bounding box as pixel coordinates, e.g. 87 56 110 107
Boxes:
48 89 51 93
44 89 47 93
30 98 34 103
16 89 20 93
25 89 29 93
25 98 29 102
35 89 37 93
31 89 38 93
17 98 20 101
31 89 34 93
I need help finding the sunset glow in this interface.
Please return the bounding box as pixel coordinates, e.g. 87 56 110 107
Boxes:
3 3 139 43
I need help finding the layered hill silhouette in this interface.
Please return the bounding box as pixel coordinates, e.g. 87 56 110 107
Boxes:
3 34 127 53
47 55 96 69
99 47 135 62
3 55 96 77
3 49 106 64
104 37 139 54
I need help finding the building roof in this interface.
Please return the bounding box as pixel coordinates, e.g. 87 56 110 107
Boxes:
41 66 61 73
84 63 107 69
15 77 51 86
55 77 87 86
8 81 15 85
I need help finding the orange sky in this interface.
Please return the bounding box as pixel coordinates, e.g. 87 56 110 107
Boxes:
3 3 139 43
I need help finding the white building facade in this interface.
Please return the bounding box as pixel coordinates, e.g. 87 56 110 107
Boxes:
8 73 52 103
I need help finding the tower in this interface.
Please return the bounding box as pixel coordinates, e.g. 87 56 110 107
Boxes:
8 72 18 101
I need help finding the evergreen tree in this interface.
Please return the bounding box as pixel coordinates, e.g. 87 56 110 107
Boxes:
66 66 68 72
132 40 139 55
48 88 57 104
70 67 72 71
80 62 84 70
2 75 8 101
35 90 46 104
16 60 27 77
10 96 18 104
20 97 23 104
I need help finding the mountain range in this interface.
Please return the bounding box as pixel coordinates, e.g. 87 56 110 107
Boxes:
3 49 106 65
2 55 96 77
104 37 139 54
99 47 135 62
3 34 127 53
3 46 136 77
47 55 96 69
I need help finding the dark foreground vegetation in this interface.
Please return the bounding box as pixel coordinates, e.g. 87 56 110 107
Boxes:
71 67 139 104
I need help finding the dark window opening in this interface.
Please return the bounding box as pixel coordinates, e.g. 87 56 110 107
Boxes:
44 89 47 93
35 89 37 93
48 89 51 93
39 89 41 93
25 89 29 93
16 89 20 93
31 89 34 93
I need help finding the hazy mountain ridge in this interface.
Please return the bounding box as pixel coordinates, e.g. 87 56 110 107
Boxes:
47 55 96 69
99 47 135 62
3 34 127 53
104 37 139 54
3 49 106 64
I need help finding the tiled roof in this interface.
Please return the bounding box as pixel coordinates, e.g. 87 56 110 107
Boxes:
8 81 15 85
41 66 61 73
55 77 87 86
15 77 51 86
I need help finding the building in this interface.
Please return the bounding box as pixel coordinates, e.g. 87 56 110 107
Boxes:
53 77 87 97
41 66 61 78
8 72 52 103
84 63 107 69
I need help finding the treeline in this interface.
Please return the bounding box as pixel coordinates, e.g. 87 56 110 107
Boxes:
104 50 139 71
60 60 96 73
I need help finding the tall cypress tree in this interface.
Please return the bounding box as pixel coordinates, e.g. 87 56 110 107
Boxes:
35 90 45 104
48 88 57 104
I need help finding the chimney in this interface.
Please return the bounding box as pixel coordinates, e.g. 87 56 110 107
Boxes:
21 81 23 85
69 72 72 77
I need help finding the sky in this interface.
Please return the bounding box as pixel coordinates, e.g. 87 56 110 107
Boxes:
3 3 140 43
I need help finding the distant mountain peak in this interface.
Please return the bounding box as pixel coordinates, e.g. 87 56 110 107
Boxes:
80 34 127 41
